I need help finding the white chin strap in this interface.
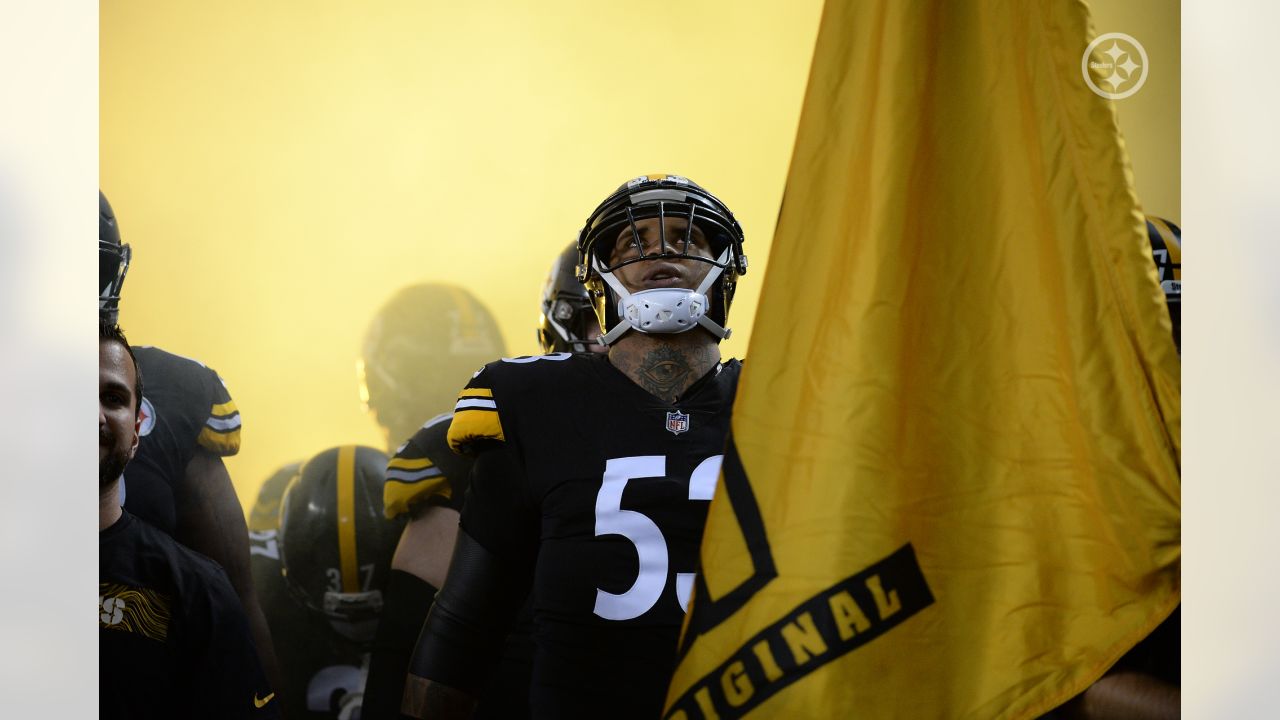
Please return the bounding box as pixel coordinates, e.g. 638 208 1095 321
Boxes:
594 249 732 346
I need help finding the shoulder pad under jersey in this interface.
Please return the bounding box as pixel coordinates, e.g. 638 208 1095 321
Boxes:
445 352 575 453
384 413 457 519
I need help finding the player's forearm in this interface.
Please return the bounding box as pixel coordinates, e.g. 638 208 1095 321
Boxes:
363 570 438 720
401 675 476 720
177 449 283 691
404 529 527 697
1060 671 1179 720
390 506 461 588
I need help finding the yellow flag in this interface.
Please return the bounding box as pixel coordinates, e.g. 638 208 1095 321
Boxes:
666 1 1180 718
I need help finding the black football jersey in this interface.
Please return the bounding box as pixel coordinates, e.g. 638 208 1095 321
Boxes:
101 512 278 719
122 346 242 536
383 411 474 519
249 530 369 719
449 352 741 719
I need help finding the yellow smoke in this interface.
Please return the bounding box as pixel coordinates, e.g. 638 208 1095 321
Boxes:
100 0 1177 511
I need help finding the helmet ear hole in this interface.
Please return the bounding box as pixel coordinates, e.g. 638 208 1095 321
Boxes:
539 243 598 354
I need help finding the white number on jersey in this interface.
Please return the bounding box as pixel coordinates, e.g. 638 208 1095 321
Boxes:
592 454 724 621
248 529 280 560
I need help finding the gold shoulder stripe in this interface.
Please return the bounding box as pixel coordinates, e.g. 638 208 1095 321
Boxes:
459 388 494 399
447 409 504 452
197 426 241 455
384 476 453 519
211 400 239 418
388 456 435 471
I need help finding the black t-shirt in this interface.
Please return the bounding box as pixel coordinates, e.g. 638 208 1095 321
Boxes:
449 352 741 719
100 511 277 719
249 533 369 719
123 346 242 535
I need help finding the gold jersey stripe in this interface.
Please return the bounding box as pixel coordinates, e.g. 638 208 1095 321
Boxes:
210 400 239 417
447 409 505 452
458 387 494 399
387 456 435 471
336 445 359 593
383 476 453 519
197 426 241 455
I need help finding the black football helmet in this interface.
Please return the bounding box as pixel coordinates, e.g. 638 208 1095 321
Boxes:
99 190 132 324
248 461 302 533
537 243 600 354
278 445 404 646
1145 215 1181 352
358 284 507 448
576 174 747 345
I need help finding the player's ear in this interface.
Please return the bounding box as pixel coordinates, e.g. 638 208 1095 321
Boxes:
128 413 141 461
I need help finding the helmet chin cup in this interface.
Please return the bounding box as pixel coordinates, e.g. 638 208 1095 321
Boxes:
620 288 707 334
595 251 732 346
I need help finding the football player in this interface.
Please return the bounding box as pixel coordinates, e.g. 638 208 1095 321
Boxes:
365 249 606 719
249 445 403 719
401 174 748 719
239 284 505 719
100 189 280 688
536 242 609 356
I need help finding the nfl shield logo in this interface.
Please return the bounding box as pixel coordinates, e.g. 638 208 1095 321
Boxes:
665 410 690 435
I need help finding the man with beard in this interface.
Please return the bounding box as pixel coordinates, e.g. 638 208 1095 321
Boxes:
99 322 278 719
100 190 279 686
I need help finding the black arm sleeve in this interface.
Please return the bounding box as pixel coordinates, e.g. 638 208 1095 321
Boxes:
405 445 537 695
406 529 533 694
361 570 439 720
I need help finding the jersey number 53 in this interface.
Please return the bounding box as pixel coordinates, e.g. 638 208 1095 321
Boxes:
592 454 723 621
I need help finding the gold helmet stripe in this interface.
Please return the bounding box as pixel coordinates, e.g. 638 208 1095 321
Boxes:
336 445 360 593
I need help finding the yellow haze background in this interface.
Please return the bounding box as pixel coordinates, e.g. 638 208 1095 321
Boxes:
100 1 1178 512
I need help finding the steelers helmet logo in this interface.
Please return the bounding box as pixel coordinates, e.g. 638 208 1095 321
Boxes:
138 396 156 437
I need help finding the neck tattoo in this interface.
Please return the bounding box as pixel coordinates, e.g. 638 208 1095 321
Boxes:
612 338 717 405
637 346 695 403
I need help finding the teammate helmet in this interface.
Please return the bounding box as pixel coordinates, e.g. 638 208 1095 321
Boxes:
577 174 747 346
278 445 403 645
248 462 302 533
358 284 507 446
537 243 599 354
1145 215 1181 352
99 190 132 324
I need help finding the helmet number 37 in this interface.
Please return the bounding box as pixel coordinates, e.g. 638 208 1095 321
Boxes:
592 454 723 621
